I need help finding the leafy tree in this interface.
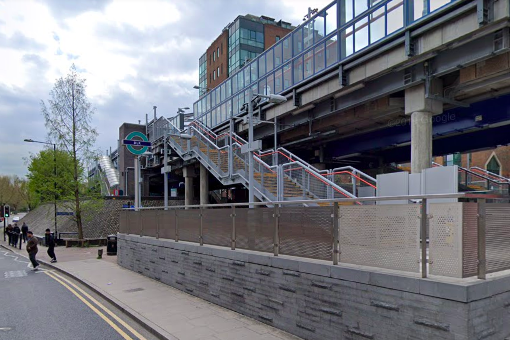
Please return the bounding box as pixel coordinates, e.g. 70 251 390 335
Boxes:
26 149 78 208
41 65 98 239
0 175 29 212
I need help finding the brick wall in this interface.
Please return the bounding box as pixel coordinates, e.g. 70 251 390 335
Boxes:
264 25 292 50
118 234 510 340
207 30 229 89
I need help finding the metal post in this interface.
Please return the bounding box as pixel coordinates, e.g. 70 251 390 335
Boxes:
156 210 159 239
153 106 157 142
134 156 139 212
231 206 236 250
352 172 357 197
248 88 254 208
199 207 204 246
273 117 278 166
175 209 179 242
477 198 487 279
53 143 58 241
420 198 428 278
273 204 280 256
333 202 339 265
164 133 168 211
229 117 233 178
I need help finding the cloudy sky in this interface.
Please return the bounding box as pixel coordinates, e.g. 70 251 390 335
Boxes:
0 0 331 177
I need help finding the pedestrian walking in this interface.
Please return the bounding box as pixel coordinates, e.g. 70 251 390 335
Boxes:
21 222 28 243
45 228 57 263
13 224 21 247
6 224 13 246
26 231 39 270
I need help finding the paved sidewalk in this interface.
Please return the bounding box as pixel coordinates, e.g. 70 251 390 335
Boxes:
0 239 301 340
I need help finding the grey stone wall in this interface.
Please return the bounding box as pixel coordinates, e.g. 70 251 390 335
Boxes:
118 234 510 340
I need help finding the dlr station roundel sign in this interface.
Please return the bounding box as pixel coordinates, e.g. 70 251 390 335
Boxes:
122 131 151 155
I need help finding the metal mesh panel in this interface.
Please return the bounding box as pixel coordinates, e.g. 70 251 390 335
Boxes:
429 203 463 277
202 208 232 247
279 206 332 260
158 210 176 240
462 203 478 277
176 209 200 243
141 210 157 237
119 211 128 233
127 211 141 235
485 204 510 273
233 147 247 176
340 205 420 273
235 208 274 253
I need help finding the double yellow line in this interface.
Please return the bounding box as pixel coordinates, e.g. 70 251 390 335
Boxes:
45 271 147 340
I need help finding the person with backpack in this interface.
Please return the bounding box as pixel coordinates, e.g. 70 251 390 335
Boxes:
6 224 13 246
44 228 57 263
12 224 21 247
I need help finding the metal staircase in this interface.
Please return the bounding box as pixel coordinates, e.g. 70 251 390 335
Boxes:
153 117 377 204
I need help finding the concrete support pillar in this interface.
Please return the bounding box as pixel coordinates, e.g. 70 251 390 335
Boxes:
410 111 433 174
200 164 209 206
183 165 194 207
405 81 443 173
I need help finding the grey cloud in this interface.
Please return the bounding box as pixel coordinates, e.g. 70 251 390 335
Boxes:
22 54 50 70
0 31 46 51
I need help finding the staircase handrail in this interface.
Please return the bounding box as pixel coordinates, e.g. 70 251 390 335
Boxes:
470 166 510 183
330 166 377 185
280 160 357 200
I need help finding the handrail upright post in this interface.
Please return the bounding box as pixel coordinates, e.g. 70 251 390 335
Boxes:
156 210 159 239
333 202 339 265
274 204 280 256
175 209 179 242
199 207 204 246
477 198 487 279
231 206 236 250
421 198 428 278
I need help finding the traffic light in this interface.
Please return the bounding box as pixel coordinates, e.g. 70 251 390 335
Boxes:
4 205 10 218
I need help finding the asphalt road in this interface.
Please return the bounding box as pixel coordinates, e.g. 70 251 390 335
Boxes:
0 249 158 340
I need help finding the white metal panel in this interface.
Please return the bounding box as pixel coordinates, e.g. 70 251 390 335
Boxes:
421 166 458 204
339 204 420 272
376 172 409 205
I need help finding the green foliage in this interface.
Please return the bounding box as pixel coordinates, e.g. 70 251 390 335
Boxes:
27 149 80 206
0 175 30 211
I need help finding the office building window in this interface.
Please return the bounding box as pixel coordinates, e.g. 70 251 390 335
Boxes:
213 51 216 61
276 35 280 42
217 67 220 77
221 64 223 74
221 43 223 54
213 70 216 80
217 47 220 57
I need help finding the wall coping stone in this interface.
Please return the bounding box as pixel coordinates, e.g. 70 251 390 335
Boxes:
118 233 510 303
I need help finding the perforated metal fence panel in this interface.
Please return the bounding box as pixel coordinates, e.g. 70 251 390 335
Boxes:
485 204 510 273
235 208 274 253
279 206 332 260
158 210 176 240
176 209 200 243
429 203 463 277
339 204 420 273
462 203 478 277
202 208 232 247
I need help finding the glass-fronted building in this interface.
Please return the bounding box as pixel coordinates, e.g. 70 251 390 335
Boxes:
198 53 207 97
193 0 459 130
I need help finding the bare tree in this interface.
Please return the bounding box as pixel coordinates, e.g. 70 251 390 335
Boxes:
41 65 98 239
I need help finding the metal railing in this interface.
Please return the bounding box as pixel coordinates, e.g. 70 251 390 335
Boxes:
162 119 370 202
120 193 510 280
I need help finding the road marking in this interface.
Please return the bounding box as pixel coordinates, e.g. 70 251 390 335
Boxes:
45 271 135 340
48 271 147 340
4 270 28 279
1 251 30 264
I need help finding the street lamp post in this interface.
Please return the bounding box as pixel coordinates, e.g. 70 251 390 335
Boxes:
24 139 58 240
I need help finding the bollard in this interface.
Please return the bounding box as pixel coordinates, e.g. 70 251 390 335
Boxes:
97 249 103 259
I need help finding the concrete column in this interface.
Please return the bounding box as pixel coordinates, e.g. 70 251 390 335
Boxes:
183 165 194 207
200 164 209 206
405 81 443 173
410 111 433 174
